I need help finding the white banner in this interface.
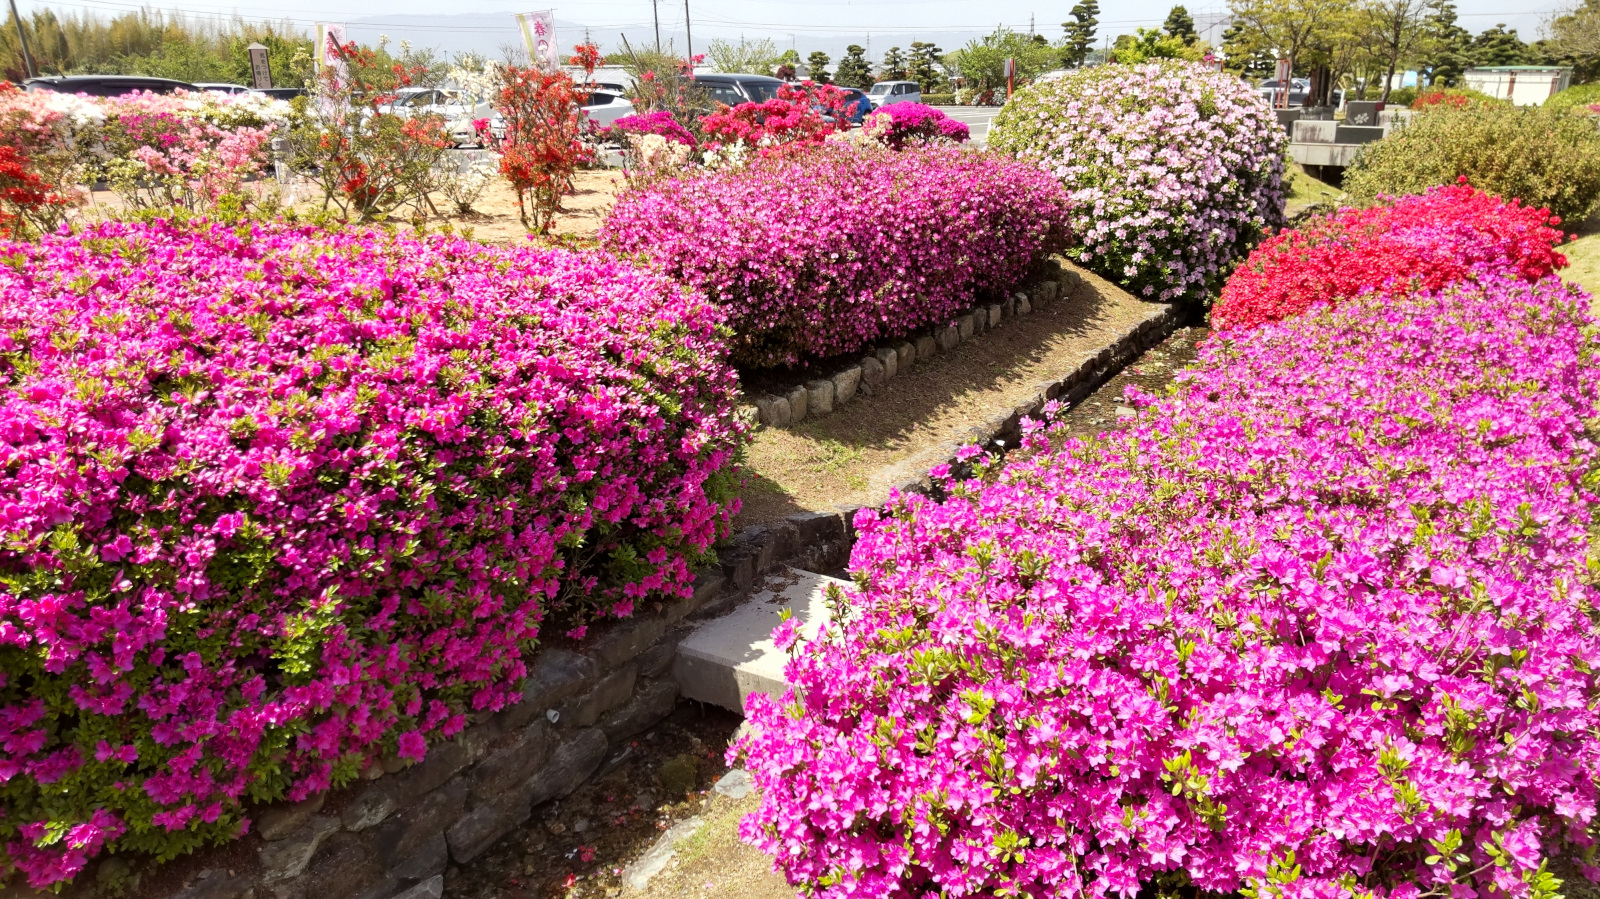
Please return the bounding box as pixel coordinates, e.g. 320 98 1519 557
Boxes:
315 23 349 77
516 10 558 71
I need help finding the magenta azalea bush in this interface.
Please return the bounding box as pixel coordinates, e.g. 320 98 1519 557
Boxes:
861 102 970 148
0 220 742 886
602 143 1071 367
989 60 1287 302
735 271 1600 897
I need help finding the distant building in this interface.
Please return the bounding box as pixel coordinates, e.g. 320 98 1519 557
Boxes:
1463 66 1572 106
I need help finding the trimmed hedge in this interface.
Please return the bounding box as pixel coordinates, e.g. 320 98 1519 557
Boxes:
0 220 742 886
1544 82 1600 114
735 265 1600 898
601 143 1071 368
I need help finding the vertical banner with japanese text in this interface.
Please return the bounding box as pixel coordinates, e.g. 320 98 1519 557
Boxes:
516 11 558 71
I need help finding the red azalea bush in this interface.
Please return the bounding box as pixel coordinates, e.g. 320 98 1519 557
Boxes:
494 65 590 233
0 145 65 238
699 81 851 151
735 269 1600 899
0 219 742 886
601 142 1071 367
1211 180 1568 331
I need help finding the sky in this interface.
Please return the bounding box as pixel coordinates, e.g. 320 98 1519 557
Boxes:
12 0 1574 61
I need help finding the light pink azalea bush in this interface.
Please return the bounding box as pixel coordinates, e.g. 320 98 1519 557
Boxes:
0 220 742 886
735 272 1600 898
989 60 1286 302
602 143 1071 367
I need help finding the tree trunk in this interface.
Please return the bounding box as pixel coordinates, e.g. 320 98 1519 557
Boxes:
1380 58 1397 103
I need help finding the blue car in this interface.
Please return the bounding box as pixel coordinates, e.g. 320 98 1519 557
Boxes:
837 87 873 124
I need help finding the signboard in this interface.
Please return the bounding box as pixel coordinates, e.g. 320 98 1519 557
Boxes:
1274 58 1291 108
247 42 272 89
517 10 558 70
1002 58 1014 78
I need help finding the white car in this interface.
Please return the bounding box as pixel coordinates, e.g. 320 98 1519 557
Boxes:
196 82 252 95
449 90 635 147
868 80 921 108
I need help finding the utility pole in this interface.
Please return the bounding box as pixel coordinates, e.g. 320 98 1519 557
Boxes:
683 0 692 69
651 0 660 51
1029 13 1034 36
7 0 36 80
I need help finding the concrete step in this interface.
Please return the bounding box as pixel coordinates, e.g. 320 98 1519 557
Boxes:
674 567 851 714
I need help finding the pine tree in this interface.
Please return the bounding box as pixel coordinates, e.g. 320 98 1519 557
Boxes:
881 46 908 80
1061 0 1100 66
1163 5 1198 45
1417 0 1473 84
806 50 831 83
907 41 944 90
834 44 874 88
1470 23 1528 66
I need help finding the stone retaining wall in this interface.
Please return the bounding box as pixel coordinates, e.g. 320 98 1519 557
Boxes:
32 296 1181 899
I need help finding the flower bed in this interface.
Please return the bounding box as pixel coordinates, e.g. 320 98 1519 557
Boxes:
1212 180 1569 331
735 269 1600 897
989 60 1286 303
861 102 969 148
0 220 742 887
602 143 1071 367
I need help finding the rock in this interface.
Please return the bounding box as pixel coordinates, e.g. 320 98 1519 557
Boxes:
389 832 448 883
874 347 897 379
521 649 601 714
785 385 808 423
599 680 679 742
445 791 531 865
586 616 666 670
256 794 328 842
786 510 843 544
969 307 987 336
1115 405 1138 419
753 394 790 427
1034 279 1058 307
659 753 698 797
896 342 917 372
1001 295 1016 319
722 550 755 593
342 782 399 833
392 876 444 899
832 366 862 405
671 570 726 623
259 816 339 882
298 833 386 899
373 780 468 870
621 817 705 892
936 324 959 352
988 303 1003 328
527 727 609 807
860 355 885 391
957 313 975 340
805 379 834 416
713 769 753 800
915 334 937 361
172 868 251 899
558 665 637 729
1016 294 1033 316
470 720 554 804
636 634 679 678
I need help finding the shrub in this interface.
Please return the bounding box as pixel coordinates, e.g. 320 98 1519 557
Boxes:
989 60 1286 303
735 271 1600 899
1345 103 1600 225
610 109 696 147
1397 86 1505 109
699 81 851 152
0 219 743 887
601 143 1070 367
920 92 955 105
0 144 68 240
1211 180 1569 331
493 65 590 233
860 102 969 148
1544 81 1600 114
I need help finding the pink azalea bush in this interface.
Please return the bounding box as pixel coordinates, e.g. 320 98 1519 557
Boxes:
989 60 1287 302
861 102 970 149
0 219 742 886
602 143 1071 367
734 270 1600 898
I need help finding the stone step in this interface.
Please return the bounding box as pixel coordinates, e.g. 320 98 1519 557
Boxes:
674 567 851 714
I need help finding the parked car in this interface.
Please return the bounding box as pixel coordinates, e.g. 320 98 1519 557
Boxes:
689 73 785 108
196 82 251 95
836 87 872 124
868 80 921 107
254 87 306 101
452 90 636 146
23 75 197 96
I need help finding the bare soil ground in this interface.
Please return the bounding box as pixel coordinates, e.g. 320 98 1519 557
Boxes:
734 265 1168 528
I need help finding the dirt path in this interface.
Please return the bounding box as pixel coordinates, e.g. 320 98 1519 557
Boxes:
735 265 1170 528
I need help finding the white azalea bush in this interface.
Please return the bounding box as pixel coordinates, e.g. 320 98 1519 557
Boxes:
990 60 1287 302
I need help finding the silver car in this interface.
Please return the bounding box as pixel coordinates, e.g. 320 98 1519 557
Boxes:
868 80 921 108
449 90 636 147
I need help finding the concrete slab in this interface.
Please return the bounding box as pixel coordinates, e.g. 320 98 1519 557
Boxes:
674 567 850 713
1289 141 1364 167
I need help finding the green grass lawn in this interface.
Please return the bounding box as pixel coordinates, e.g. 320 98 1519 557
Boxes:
1564 231 1600 309
1285 163 1342 217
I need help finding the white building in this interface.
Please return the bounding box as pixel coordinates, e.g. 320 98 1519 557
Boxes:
1463 66 1572 106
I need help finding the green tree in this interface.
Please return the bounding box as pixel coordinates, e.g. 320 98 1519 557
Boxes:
1363 0 1431 101
834 44 874 88
944 27 1060 92
907 41 945 90
1549 0 1600 82
1471 23 1528 65
706 36 780 75
1061 0 1100 67
1221 19 1276 76
1164 5 1199 44
1112 27 1204 63
805 50 831 83
1228 0 1357 78
881 46 908 80
1416 0 1472 84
